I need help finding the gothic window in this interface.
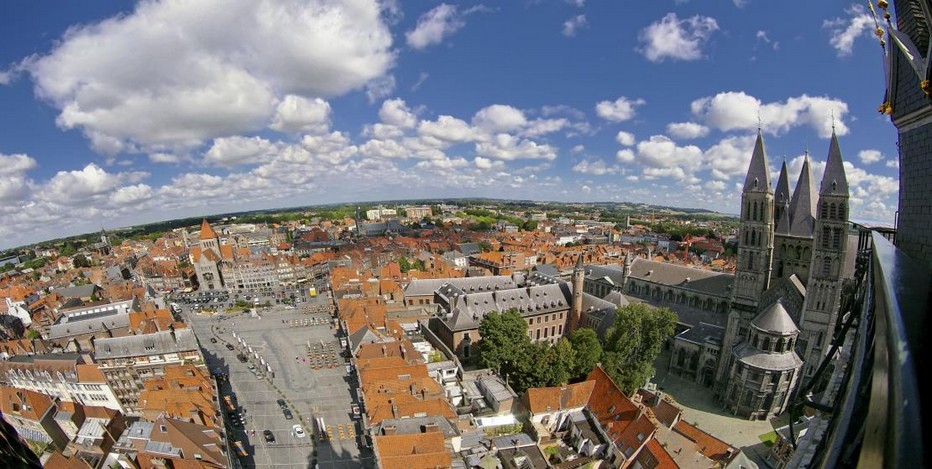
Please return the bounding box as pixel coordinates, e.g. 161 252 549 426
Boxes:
744 229 749 245
752 335 759 348
753 201 759 221
829 203 837 220
832 228 842 249
839 203 847 220
762 337 771 351
748 253 754 270
820 202 827 219
803 247 810 259
822 227 831 248
777 262 784 277
751 230 757 246
777 337 786 352
822 258 831 276
796 246 801 260
746 201 751 220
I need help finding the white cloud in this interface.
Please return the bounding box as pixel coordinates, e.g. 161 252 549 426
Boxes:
634 135 703 181
379 98 418 129
474 157 505 170
269 95 331 134
886 159 899 168
666 122 709 139
756 30 779 50
418 115 475 143
616 149 635 162
110 184 153 206
703 134 756 180
42 163 124 204
411 72 430 91
595 97 645 122
638 13 719 62
0 153 38 175
572 145 585 153
25 0 395 153
615 131 636 146
148 153 181 164
476 134 558 161
406 4 465 50
858 149 883 164
472 105 528 133
365 75 397 104
563 15 588 37
691 91 849 138
572 159 623 176
204 136 276 167
522 118 568 137
704 180 727 191
823 5 874 57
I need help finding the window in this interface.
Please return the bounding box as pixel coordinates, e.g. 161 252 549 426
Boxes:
822 258 831 276
829 203 836 220
558 325 563 335
551 326 556 336
822 227 831 248
832 228 842 249
536 329 541 340
543 327 549 338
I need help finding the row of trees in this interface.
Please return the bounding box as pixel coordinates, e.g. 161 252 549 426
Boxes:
477 303 676 394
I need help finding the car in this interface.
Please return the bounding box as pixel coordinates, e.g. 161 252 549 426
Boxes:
226 343 235 351
237 354 248 363
277 399 287 409
263 429 275 444
283 408 293 420
293 424 306 438
233 440 248 457
209 337 218 343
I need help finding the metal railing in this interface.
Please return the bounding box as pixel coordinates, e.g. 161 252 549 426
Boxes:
790 228 927 468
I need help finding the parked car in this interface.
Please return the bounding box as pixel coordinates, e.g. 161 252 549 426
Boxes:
283 408 293 420
293 424 306 438
226 343 235 351
209 337 217 343
277 399 287 409
263 429 275 444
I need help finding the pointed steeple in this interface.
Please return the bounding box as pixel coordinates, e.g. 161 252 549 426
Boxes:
820 130 849 196
775 199 792 235
743 130 772 193
199 219 218 241
787 154 817 237
774 160 790 208
575 251 585 270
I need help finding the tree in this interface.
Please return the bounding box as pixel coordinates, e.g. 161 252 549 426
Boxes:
569 328 602 380
521 220 538 231
25 329 41 340
478 310 531 379
73 254 91 268
601 303 677 394
398 256 412 273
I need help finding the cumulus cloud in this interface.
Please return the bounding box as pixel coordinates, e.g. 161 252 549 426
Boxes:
110 184 153 206
472 105 528 133
615 131 636 146
563 15 588 37
0 153 38 175
204 136 276 167
24 0 395 153
365 75 397 104
41 164 124 205
572 159 623 176
666 122 709 139
406 4 465 50
691 91 849 138
638 13 719 62
270 95 331 134
824 4 874 57
704 134 756 180
476 134 558 161
379 98 418 129
634 135 703 181
474 156 505 170
886 159 899 168
858 149 883 164
418 115 475 143
148 153 181 164
595 97 645 122
616 149 635 162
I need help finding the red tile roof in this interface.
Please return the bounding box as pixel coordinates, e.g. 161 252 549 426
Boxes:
673 420 736 463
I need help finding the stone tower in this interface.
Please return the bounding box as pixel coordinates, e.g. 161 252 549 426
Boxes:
569 252 585 334
798 130 850 380
716 130 775 389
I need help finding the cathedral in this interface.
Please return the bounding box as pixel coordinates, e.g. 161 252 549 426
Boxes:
711 128 851 419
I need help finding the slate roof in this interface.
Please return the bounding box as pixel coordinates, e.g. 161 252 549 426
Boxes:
53 284 99 300
627 259 733 297
443 283 571 331
93 329 198 360
751 300 799 335
785 155 817 238
820 130 849 196
734 342 803 371
584 264 626 286
774 160 791 208
404 276 516 298
743 131 772 193
675 322 725 347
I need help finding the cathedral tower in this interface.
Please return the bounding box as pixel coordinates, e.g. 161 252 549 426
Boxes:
798 130 850 380
569 252 585 335
716 130 775 389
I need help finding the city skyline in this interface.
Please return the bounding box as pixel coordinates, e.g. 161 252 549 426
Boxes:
0 1 900 249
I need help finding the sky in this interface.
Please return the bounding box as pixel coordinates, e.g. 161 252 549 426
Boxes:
0 0 901 249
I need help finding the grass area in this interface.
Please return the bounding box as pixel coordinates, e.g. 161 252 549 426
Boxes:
758 430 778 447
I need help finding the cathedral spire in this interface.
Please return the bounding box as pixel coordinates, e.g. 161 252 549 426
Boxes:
775 160 790 207
743 130 772 193
787 153 817 237
820 130 849 196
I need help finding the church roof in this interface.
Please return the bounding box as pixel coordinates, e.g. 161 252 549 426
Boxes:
774 160 790 207
751 300 799 335
743 130 772 193
786 154 817 238
820 130 849 197
198 219 218 241
775 200 792 235
734 341 803 371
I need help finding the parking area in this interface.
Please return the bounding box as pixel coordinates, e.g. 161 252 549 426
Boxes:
185 293 371 468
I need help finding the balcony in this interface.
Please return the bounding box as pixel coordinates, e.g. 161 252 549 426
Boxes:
790 229 927 467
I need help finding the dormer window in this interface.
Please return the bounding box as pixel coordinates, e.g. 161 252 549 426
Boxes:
753 178 759 188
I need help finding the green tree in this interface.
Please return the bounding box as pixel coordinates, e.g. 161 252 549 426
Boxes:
60 243 77 256
601 303 677 394
73 254 91 268
478 310 531 379
25 329 41 340
569 328 602 380
398 256 410 273
521 220 538 231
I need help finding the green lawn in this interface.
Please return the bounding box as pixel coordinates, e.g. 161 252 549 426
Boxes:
758 431 778 447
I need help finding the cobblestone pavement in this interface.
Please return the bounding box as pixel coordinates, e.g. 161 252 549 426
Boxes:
652 349 785 467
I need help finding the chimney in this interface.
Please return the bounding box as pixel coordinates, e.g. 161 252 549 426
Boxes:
382 425 396 436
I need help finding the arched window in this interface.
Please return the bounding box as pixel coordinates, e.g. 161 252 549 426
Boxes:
744 229 749 245
751 230 757 246
796 246 802 260
762 337 771 351
839 203 847 220
777 337 786 352
788 338 794 350
752 335 760 348
820 202 828 219
829 203 837 220
748 252 754 269
753 201 759 221
822 258 831 276
832 228 842 249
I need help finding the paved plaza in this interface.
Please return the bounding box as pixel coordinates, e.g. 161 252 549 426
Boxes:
652 349 784 467
185 295 372 468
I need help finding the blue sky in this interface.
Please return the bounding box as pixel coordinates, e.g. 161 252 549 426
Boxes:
0 0 900 249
